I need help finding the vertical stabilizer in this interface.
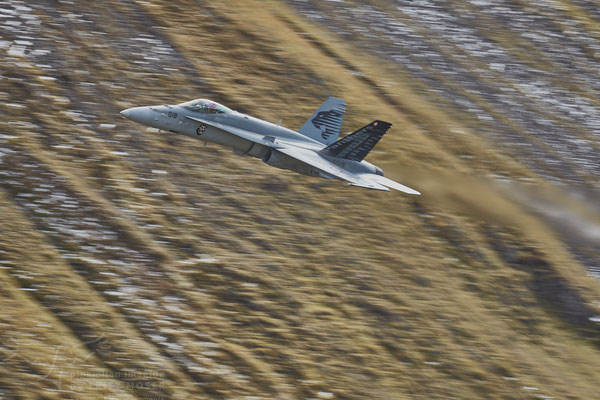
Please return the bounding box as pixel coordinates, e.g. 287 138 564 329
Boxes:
298 97 346 145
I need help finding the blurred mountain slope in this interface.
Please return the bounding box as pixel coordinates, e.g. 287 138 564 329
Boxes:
1 0 600 399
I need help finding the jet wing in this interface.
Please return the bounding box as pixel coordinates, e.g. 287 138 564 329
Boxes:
186 115 283 149
276 146 391 191
277 146 420 194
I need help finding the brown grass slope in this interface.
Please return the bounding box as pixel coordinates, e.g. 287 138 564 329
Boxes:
1 0 600 399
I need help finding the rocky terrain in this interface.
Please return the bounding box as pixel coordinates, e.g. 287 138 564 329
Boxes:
1 0 600 399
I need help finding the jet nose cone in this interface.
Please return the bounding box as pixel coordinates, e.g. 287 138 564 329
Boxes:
120 106 150 124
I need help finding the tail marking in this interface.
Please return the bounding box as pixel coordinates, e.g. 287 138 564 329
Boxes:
320 120 391 162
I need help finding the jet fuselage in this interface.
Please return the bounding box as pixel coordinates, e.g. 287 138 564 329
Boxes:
121 103 381 178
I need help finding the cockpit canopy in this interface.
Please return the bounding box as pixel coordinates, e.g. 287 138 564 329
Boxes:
179 99 231 114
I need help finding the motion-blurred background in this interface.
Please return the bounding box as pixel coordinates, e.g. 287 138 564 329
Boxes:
1 0 600 398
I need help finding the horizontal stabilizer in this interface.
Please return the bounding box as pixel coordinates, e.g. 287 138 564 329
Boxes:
320 120 391 162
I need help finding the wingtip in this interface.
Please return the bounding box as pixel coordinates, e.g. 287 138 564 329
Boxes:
393 187 420 195
373 120 392 130
367 174 420 195
400 187 421 195
404 186 421 195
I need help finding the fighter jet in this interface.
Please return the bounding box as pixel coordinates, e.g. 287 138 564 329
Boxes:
120 97 420 194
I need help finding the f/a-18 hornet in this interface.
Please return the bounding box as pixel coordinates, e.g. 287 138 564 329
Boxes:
120 97 420 194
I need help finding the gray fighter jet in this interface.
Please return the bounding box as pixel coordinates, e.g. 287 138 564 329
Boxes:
120 97 420 194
